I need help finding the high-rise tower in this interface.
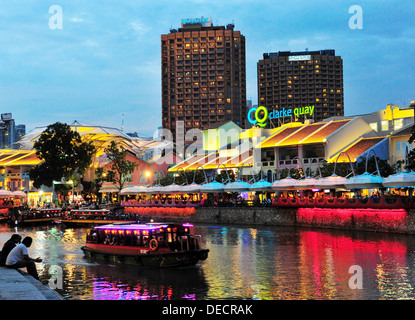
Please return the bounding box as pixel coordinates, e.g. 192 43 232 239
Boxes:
257 50 344 127
161 18 247 144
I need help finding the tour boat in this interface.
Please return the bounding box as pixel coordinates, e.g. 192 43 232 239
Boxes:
81 222 209 267
59 208 138 227
8 208 63 226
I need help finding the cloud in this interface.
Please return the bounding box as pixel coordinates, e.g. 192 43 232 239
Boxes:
70 17 84 23
130 21 147 34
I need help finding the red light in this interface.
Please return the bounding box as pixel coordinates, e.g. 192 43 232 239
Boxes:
297 208 407 230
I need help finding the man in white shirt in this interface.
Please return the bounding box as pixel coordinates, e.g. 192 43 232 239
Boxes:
6 236 42 280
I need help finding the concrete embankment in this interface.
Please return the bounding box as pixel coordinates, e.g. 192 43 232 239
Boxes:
135 206 415 234
0 267 63 300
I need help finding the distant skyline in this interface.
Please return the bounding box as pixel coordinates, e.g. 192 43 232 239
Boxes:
0 0 414 137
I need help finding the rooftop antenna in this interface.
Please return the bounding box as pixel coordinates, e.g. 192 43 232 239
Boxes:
121 114 124 132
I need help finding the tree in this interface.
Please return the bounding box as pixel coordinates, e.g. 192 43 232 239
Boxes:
319 160 353 177
29 122 96 188
159 170 206 186
215 170 235 183
104 141 138 198
407 122 415 170
355 156 395 177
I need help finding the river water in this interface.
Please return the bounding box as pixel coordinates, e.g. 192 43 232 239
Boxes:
1 222 415 300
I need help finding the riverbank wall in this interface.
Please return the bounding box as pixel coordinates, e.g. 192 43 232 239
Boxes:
129 206 415 234
0 267 63 300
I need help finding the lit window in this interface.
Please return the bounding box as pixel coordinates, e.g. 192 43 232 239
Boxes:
394 119 403 131
381 120 389 131
369 122 378 132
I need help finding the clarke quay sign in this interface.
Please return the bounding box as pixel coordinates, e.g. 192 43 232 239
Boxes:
248 105 315 127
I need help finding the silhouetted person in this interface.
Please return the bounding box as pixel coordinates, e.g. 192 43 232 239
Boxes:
6 236 42 280
0 234 22 266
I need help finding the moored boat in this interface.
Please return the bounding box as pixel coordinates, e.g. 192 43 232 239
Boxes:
59 208 138 227
81 222 209 267
7 207 63 226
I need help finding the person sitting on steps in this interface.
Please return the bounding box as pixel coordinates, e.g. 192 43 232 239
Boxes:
5 236 42 280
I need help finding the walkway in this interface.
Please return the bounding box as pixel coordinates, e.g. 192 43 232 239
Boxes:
0 267 63 300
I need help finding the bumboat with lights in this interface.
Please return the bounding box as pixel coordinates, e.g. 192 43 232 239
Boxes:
81 222 209 267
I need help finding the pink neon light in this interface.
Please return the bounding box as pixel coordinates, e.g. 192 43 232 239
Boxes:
297 208 407 230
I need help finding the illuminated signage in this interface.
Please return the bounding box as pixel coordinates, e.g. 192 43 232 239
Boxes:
181 17 211 25
248 106 315 127
248 106 268 127
288 55 311 61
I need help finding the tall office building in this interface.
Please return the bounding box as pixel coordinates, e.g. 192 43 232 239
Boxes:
257 50 344 127
161 18 247 143
15 124 26 142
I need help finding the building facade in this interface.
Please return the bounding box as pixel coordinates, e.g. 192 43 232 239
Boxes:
257 50 344 127
161 18 247 143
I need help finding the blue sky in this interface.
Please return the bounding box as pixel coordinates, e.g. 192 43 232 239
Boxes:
0 0 414 137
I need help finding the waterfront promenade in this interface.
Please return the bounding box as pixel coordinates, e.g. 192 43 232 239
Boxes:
0 267 62 300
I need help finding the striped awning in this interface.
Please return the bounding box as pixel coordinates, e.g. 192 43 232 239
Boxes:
98 185 120 193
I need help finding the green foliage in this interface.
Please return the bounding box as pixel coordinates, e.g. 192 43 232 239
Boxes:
29 122 96 188
355 156 395 177
104 141 138 193
278 168 303 179
159 171 207 186
319 160 353 177
215 170 235 183
407 124 415 170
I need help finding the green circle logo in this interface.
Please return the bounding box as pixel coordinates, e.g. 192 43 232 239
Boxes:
248 106 268 127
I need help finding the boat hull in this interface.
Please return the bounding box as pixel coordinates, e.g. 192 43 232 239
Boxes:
81 245 209 268
8 217 56 226
60 219 137 227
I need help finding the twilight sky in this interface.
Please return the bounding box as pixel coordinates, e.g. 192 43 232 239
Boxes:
0 0 414 137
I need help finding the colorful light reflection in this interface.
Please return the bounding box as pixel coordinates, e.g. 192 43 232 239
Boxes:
92 278 196 300
297 208 408 231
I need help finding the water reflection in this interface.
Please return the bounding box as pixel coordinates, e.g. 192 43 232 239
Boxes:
1 223 415 300
198 225 415 300
89 265 207 300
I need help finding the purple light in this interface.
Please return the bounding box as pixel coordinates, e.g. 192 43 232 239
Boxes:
94 224 167 231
